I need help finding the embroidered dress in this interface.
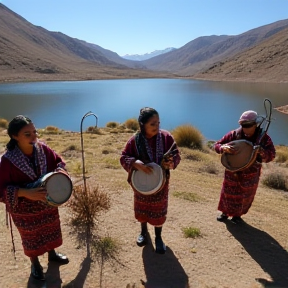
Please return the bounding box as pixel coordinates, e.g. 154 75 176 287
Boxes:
120 129 181 226
0 141 66 257
214 127 275 217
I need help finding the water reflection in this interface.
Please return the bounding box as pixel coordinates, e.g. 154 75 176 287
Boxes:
0 79 287 145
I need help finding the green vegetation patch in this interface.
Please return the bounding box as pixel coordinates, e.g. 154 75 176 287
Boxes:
173 191 200 202
182 226 201 238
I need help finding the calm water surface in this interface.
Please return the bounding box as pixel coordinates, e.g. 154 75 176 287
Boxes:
0 79 287 145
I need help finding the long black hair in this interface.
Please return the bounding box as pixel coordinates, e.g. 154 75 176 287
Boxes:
138 107 159 135
6 115 32 151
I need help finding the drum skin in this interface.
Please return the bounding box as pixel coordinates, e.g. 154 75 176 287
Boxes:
221 140 260 172
26 171 73 206
131 162 166 195
43 171 73 206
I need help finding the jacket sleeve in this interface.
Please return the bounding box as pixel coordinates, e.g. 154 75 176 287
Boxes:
0 156 20 210
120 136 137 173
258 134 276 163
213 130 236 154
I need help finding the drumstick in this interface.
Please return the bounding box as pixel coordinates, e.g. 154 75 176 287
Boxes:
163 141 177 160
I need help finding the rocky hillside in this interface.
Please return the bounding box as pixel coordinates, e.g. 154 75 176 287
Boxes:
193 26 288 83
0 3 288 83
142 19 288 80
0 4 168 82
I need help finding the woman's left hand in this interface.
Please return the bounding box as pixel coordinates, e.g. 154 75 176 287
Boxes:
161 156 174 169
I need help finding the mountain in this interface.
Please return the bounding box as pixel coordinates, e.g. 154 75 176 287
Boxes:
1 3 288 83
141 19 288 80
0 4 169 82
121 48 177 61
193 25 288 82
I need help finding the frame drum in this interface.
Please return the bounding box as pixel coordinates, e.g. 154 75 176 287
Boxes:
27 171 73 206
221 139 259 172
131 162 166 195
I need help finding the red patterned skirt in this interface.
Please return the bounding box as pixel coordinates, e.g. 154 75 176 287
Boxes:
133 179 169 226
10 199 62 257
218 164 262 217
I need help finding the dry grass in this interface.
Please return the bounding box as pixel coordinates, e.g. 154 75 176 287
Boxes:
172 124 204 150
0 126 288 287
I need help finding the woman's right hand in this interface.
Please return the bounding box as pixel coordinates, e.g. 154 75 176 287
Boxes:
221 144 239 155
133 160 154 174
18 187 47 202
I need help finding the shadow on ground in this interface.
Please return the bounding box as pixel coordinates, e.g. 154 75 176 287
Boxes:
27 261 62 288
26 257 91 288
141 232 189 288
62 256 92 288
225 220 288 288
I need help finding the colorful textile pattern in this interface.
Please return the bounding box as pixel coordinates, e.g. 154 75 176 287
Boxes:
120 129 181 226
214 127 275 216
0 141 66 257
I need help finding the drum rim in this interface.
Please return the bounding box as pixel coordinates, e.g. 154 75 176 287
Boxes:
131 162 165 195
45 172 73 204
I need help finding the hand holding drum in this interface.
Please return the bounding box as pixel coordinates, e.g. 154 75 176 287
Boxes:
18 186 47 203
221 143 240 155
25 171 73 206
133 160 154 174
161 155 174 170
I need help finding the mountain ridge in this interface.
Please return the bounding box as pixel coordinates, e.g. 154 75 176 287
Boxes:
0 3 287 83
121 47 177 61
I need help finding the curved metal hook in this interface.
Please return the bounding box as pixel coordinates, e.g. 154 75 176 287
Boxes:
263 98 272 133
257 98 273 145
80 111 98 192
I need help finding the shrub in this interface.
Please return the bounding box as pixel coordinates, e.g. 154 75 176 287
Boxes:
182 149 206 161
67 184 111 243
199 163 218 174
106 121 119 128
91 236 119 263
124 118 139 131
172 124 204 150
182 226 201 238
86 126 102 134
275 148 288 164
206 140 216 150
45 125 60 134
67 144 77 151
0 118 8 129
262 172 287 191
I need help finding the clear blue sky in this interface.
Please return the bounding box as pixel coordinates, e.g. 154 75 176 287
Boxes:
1 0 288 56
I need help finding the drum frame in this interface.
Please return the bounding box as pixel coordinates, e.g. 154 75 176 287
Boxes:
131 162 166 195
221 140 260 172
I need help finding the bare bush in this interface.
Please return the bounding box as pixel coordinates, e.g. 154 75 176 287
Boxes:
262 171 287 191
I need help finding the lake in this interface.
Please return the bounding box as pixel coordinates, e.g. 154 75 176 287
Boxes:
0 79 287 145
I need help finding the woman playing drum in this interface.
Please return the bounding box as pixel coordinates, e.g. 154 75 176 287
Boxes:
0 115 69 281
120 107 181 254
213 110 275 224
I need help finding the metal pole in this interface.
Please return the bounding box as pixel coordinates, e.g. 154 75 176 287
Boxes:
80 111 98 193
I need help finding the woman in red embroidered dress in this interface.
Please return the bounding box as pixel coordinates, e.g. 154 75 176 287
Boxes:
0 115 69 281
120 107 181 254
213 110 275 224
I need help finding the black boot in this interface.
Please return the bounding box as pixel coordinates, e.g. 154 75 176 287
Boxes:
48 249 69 264
136 222 148 247
30 257 45 281
154 226 166 254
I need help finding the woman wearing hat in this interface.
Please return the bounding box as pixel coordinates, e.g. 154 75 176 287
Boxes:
120 107 181 254
213 110 275 224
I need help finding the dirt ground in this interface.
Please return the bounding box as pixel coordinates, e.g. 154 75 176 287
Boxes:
0 131 288 288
